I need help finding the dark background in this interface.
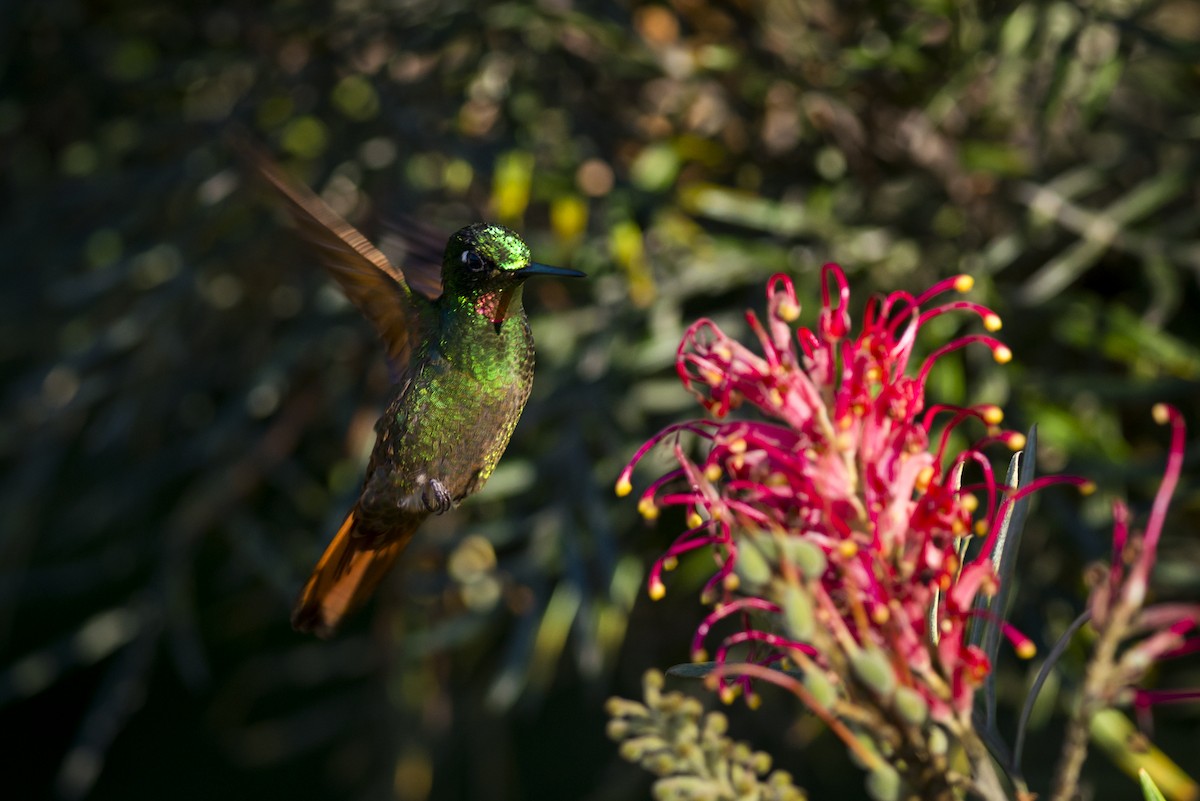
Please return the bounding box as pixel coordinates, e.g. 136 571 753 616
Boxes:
2 1 1198 799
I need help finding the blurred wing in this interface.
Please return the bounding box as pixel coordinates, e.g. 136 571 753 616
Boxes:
379 214 447 301
247 149 428 366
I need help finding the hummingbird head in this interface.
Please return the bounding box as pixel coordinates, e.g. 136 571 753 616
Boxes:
441 223 584 322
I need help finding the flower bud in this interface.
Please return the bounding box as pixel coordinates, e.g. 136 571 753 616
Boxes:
866 765 902 801
783 537 827 579
893 685 928 726
703 711 728 737
927 725 949 757
654 777 717 801
781 584 814 641
803 667 838 709
620 735 667 761
647 752 675 776
851 647 897 700
734 542 772 590
605 697 648 718
606 719 631 740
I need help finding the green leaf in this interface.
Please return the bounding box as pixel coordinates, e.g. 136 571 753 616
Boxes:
1140 769 1168 801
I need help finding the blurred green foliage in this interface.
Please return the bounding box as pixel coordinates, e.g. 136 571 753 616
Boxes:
1 0 1198 799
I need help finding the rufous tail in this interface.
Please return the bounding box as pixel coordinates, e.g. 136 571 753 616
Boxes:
291 509 413 637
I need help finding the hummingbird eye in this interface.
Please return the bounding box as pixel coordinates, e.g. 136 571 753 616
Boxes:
461 250 489 273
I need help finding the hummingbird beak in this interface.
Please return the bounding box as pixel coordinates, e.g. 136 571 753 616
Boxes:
515 262 586 279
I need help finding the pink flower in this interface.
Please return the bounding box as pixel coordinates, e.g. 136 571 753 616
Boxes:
618 265 1089 724
1087 405 1199 729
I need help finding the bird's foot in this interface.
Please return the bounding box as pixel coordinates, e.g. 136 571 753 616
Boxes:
421 478 453 514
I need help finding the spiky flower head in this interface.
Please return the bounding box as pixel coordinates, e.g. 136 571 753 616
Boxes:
619 265 1092 726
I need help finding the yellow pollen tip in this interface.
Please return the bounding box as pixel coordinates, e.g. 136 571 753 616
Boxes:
638 498 659 520
687 512 704 529
974 520 988 536
649 580 666 601
768 388 784 407
704 370 724 386
1017 641 1037 660
1008 433 1027 451
719 685 739 704
951 519 966 534
954 275 974 293
615 476 633 497
981 406 1004 425
692 649 708 663
871 606 890 624
960 493 978 513
838 541 859 559
777 300 800 322
746 692 763 710
915 465 935 491
728 438 747 454
662 556 679 572
1152 404 1170 424
723 573 741 591
1080 481 1097 496
705 464 723 482
993 345 1012 364
983 313 1002 332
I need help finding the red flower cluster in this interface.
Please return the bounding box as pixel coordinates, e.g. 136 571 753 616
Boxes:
618 265 1090 723
1088 404 1199 728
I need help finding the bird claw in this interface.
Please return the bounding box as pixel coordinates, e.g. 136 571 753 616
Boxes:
421 478 453 514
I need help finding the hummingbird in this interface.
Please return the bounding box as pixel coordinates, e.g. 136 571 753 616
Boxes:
251 154 584 637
